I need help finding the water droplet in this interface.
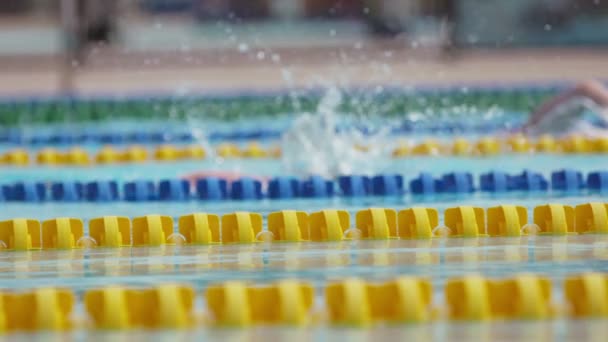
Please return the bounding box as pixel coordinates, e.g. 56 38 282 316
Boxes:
77 236 97 248
432 225 452 237
521 224 540 235
466 34 479 44
167 233 187 245
256 231 274 243
343 228 362 240
271 53 281 63
329 29 336 37
256 51 266 60
544 24 552 31
238 43 249 53
0 240 7 250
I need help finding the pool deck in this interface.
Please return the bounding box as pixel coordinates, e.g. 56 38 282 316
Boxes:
2 45 608 96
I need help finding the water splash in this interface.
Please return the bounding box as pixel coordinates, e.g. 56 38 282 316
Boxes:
256 231 275 243
432 225 452 237
281 87 390 178
167 233 187 245
76 236 97 248
343 227 362 240
521 224 540 235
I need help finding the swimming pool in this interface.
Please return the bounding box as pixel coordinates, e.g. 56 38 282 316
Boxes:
0 85 607 337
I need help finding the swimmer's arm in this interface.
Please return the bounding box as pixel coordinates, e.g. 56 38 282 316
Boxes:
523 80 608 132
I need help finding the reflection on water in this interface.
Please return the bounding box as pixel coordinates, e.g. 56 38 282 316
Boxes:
0 235 606 290
11 320 606 341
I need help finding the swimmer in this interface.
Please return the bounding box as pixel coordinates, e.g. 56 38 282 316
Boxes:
183 80 608 181
522 80 608 137
182 170 268 184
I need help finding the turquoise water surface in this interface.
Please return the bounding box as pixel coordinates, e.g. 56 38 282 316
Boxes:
1 121 607 339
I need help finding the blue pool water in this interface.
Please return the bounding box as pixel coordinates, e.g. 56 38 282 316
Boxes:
1 143 606 285
1 107 607 338
0 154 607 220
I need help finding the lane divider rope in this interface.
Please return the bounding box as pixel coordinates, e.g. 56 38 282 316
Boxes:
2 134 608 166
0 202 606 250
392 134 608 156
0 273 605 331
0 142 282 165
0 169 605 202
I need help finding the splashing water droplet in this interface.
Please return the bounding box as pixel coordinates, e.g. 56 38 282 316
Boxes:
77 236 97 248
0 240 7 250
167 233 187 245
238 43 249 53
281 87 389 177
521 224 540 235
256 231 275 243
343 228 362 240
432 225 452 237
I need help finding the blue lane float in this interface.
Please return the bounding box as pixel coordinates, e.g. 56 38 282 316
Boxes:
587 171 608 192
510 170 549 191
85 181 119 202
1 129 283 145
8 182 46 202
230 178 263 200
441 173 475 193
338 175 370 197
196 178 227 200
551 169 585 192
370 174 404 196
0 169 604 202
159 179 190 201
124 180 157 202
300 176 334 198
409 173 441 195
268 177 299 199
51 181 84 201
480 171 510 192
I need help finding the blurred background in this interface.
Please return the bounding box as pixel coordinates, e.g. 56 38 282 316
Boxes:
1 0 608 95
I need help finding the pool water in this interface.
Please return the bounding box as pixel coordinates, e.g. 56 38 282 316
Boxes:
1 90 607 338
